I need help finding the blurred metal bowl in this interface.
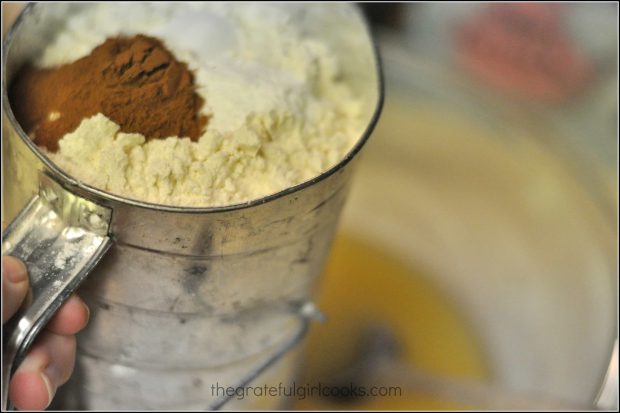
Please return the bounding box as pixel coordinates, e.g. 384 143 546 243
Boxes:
335 39 617 408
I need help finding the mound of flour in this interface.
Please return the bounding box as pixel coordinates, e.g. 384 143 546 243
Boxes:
39 3 364 206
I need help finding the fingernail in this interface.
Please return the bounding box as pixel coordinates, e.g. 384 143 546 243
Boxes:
40 372 55 408
83 301 91 323
3 256 27 283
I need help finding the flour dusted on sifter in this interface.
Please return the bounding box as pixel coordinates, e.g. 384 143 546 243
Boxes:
22 3 365 206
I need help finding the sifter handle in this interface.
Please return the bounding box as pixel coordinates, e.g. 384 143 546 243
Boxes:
1 174 112 410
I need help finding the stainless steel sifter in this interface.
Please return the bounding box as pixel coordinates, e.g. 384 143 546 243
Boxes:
1 3 383 409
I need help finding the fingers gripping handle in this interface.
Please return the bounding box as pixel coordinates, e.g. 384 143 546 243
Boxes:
1 175 112 410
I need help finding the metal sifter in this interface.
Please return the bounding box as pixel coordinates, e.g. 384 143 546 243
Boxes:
1 3 383 409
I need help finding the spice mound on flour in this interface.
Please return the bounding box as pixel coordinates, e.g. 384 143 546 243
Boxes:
9 34 207 152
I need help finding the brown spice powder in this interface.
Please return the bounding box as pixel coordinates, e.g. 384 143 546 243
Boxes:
9 34 207 152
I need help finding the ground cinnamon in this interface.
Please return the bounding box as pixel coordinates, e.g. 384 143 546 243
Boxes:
9 34 207 152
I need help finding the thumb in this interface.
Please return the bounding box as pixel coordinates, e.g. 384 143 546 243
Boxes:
2 256 29 323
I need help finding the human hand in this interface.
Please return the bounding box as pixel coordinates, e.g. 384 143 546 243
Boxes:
3 255 90 410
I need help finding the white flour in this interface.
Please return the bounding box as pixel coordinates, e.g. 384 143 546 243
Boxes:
38 3 365 206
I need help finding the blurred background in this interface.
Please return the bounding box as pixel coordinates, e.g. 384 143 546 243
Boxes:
2 2 618 410
297 3 618 410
